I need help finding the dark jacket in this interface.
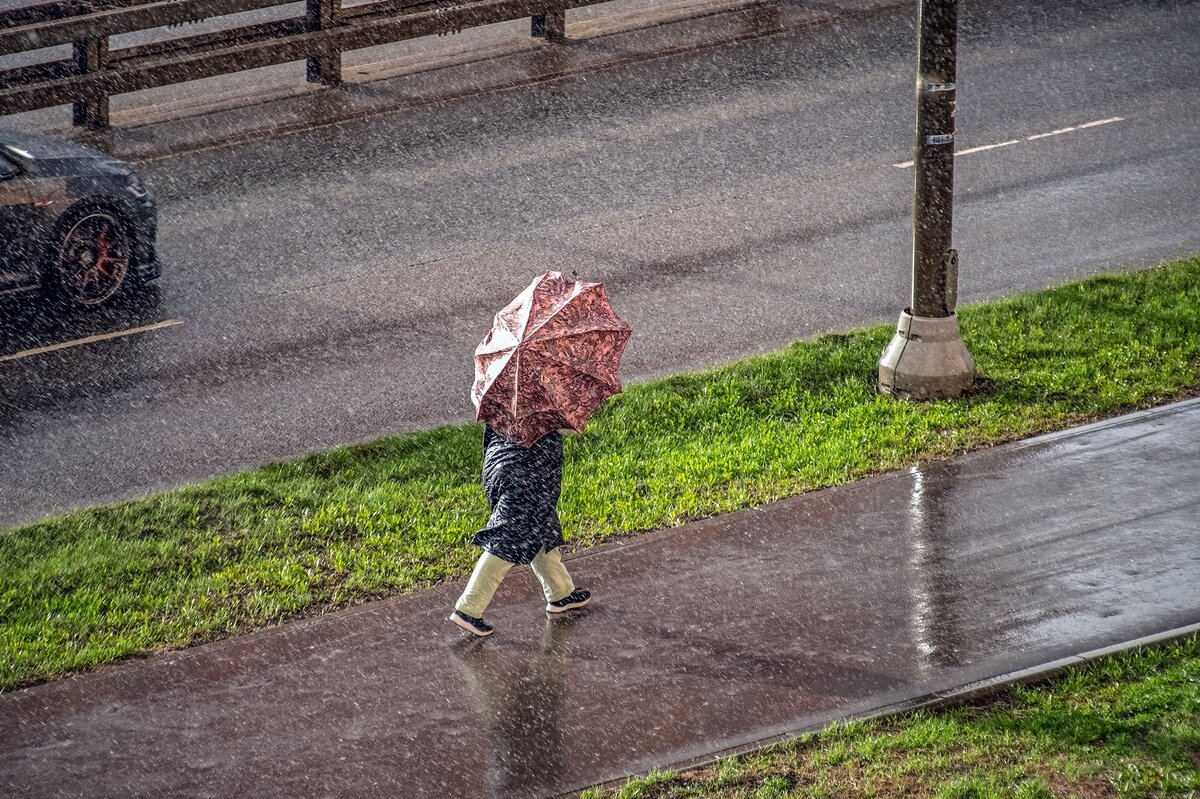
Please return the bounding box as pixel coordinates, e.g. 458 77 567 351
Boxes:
471 426 565 564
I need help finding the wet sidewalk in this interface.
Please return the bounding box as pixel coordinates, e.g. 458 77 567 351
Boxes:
3 398 1199 798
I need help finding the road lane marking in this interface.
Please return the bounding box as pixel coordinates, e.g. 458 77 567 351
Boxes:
0 319 183 364
893 116 1127 168
956 138 1021 156
1027 126 1076 140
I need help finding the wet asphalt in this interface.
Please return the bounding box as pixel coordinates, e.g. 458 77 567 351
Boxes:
2 0 1200 526
2 398 1198 798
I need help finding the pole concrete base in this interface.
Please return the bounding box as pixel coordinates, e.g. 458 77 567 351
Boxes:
878 310 975 400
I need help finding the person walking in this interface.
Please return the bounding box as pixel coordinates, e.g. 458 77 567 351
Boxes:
454 271 630 637
450 425 591 637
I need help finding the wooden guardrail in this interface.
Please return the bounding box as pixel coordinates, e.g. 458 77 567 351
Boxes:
0 0 585 128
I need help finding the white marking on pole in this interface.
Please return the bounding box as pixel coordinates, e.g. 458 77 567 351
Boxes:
0 319 184 364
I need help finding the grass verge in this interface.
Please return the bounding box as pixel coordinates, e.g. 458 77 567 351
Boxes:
2 258 1199 691
582 635 1200 799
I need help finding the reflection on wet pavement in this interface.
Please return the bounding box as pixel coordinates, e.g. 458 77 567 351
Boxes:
454 615 582 798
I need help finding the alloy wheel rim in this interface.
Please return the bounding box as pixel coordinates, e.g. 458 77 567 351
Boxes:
58 213 130 305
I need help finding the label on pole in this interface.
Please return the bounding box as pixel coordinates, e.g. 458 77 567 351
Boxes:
945 249 959 313
924 134 954 145
924 82 956 92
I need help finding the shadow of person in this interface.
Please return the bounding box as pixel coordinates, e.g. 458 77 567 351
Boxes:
453 613 587 799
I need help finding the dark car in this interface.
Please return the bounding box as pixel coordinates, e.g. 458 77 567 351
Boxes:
0 129 158 308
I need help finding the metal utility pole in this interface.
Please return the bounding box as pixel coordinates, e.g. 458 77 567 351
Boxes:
878 0 975 400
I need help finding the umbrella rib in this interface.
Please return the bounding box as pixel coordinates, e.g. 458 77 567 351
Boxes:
522 283 604 339
510 348 522 424
509 350 558 422
522 300 572 340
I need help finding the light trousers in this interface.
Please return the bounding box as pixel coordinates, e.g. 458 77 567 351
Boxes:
455 547 574 619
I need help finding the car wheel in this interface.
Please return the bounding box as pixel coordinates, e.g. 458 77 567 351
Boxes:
48 207 133 307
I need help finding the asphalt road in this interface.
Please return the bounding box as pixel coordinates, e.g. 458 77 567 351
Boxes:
1 0 1198 527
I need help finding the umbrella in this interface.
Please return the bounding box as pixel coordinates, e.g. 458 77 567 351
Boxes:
473 271 632 447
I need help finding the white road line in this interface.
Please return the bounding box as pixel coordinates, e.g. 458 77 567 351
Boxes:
0 319 183 364
1028 126 1076 140
893 115 1127 168
957 138 1021 156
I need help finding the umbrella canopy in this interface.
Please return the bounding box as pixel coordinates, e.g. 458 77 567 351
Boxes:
473 271 632 447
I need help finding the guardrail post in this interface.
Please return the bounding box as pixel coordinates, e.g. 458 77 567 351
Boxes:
72 35 109 129
531 7 565 41
307 0 342 85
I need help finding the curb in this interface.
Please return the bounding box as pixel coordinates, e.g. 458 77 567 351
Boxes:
1004 394 1200 449
568 620 1200 797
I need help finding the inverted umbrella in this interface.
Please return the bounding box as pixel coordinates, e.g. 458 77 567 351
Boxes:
473 271 632 447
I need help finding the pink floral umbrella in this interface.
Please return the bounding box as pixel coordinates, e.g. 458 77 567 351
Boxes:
473 271 632 447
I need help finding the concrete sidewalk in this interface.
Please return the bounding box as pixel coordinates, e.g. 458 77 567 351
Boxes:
3 398 1199 798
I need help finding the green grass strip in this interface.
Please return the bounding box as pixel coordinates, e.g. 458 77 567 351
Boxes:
2 257 1199 691
583 635 1200 799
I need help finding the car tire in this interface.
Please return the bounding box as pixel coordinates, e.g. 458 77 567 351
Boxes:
45 205 134 308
